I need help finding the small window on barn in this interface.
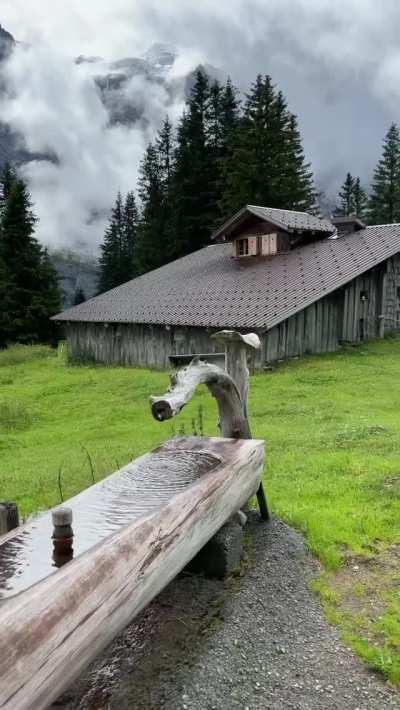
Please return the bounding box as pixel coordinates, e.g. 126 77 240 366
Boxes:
397 287 400 299
237 238 249 256
360 290 368 302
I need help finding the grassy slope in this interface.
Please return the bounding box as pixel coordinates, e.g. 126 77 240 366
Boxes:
1 342 400 681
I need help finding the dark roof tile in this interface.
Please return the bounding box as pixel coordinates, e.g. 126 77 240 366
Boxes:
54 225 400 331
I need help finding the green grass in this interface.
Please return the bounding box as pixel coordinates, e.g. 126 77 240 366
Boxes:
1 340 400 682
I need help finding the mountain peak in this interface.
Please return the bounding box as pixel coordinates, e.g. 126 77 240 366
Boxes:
0 23 15 61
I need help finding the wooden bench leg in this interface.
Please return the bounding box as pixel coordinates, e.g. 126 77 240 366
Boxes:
256 482 270 521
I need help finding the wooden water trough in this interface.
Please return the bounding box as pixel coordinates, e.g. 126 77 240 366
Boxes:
0 436 264 709
0 330 267 709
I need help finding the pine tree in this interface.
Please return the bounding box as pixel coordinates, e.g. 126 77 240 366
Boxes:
353 177 368 220
283 114 315 210
122 191 138 278
207 78 240 221
338 173 355 215
0 179 61 345
221 75 314 215
169 70 219 256
136 142 167 273
369 123 400 224
73 287 86 305
2 162 16 200
98 192 125 293
136 116 177 274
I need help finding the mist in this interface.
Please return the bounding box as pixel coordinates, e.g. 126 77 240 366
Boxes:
1 1 400 251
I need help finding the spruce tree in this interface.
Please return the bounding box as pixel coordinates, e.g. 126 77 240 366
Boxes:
98 192 125 293
283 114 315 210
369 123 400 224
207 78 240 220
222 74 314 215
136 143 167 273
353 177 368 220
73 287 86 305
338 173 355 215
135 117 176 274
0 179 61 345
122 191 138 279
2 162 16 200
169 70 218 256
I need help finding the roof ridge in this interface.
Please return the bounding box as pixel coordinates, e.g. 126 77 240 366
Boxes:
366 223 400 228
248 204 313 216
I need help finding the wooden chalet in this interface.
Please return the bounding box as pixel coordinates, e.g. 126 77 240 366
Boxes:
53 206 400 368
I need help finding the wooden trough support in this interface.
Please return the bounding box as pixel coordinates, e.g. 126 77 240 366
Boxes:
151 330 269 520
0 436 264 710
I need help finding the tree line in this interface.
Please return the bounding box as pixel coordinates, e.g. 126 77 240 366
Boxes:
100 70 400 294
337 123 400 223
3 68 400 348
0 165 61 347
98 71 315 292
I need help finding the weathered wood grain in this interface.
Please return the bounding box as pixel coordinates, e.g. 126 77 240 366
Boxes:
0 436 264 710
150 360 250 439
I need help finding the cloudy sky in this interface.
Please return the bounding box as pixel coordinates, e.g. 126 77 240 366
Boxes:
1 1 400 250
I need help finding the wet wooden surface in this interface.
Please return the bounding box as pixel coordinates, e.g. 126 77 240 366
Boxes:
0 436 264 710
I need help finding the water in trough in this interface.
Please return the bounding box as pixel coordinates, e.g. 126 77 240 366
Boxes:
0 444 221 600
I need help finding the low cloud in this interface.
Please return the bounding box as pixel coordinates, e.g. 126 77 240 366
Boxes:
2 1 400 249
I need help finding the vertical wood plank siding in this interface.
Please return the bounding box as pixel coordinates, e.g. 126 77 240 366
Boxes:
65 256 400 369
65 323 232 369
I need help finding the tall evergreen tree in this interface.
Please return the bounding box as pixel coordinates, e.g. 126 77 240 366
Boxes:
353 177 368 220
137 143 167 273
1 162 16 200
136 118 175 274
207 78 240 219
169 70 219 256
338 173 355 214
98 192 124 293
122 190 139 278
73 287 86 305
0 178 61 345
368 123 400 224
336 173 368 219
221 75 314 215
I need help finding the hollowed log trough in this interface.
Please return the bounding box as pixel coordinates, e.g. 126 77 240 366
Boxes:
0 435 264 710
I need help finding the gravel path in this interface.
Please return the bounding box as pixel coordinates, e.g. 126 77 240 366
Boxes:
56 515 399 710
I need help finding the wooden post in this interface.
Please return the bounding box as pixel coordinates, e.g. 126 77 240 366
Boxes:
210 330 261 417
52 507 74 567
211 330 270 520
0 502 19 536
150 352 269 520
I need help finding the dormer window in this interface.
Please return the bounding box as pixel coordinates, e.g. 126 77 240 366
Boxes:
237 238 249 256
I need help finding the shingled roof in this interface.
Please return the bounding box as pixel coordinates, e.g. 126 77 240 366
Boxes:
54 224 400 331
211 204 335 239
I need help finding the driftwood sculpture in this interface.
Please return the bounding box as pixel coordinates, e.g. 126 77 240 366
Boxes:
150 331 269 520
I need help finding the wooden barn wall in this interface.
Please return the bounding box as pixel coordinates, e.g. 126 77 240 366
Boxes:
382 254 400 333
65 256 400 369
65 323 231 369
262 261 396 363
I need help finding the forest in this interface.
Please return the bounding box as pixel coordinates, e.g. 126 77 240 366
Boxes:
97 70 400 294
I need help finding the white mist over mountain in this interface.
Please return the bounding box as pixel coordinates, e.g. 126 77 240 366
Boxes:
2 1 400 250
0 40 192 251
